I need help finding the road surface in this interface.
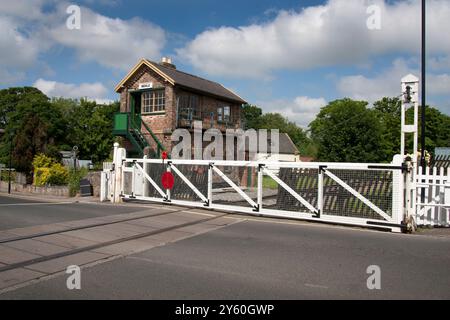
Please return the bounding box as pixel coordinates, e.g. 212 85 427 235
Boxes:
0 194 449 299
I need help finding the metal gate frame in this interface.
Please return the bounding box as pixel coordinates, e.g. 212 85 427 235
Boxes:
116 156 405 232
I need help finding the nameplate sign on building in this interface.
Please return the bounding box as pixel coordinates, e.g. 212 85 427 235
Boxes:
139 82 153 90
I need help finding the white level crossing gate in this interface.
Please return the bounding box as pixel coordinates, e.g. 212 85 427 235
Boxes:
101 74 449 232
103 147 407 232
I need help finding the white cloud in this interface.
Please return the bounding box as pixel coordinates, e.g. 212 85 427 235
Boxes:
0 69 25 85
0 0 49 20
33 78 109 103
337 59 414 103
337 58 450 102
429 55 450 71
258 96 327 127
0 15 42 83
428 74 450 95
0 1 167 85
178 0 450 78
48 5 166 70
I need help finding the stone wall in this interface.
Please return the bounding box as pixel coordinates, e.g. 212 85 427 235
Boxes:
0 171 102 198
0 181 69 197
85 171 101 197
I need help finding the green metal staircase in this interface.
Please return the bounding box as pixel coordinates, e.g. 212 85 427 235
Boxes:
113 112 166 158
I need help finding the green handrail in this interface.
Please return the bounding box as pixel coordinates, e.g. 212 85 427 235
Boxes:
129 113 166 158
141 119 166 156
127 130 144 156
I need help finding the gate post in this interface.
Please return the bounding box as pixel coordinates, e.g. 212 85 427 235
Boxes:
207 163 213 207
317 166 325 217
143 155 149 197
100 171 108 202
399 155 417 232
112 142 126 203
391 155 406 230
256 164 264 212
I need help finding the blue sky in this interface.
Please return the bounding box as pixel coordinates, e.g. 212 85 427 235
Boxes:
1 0 449 127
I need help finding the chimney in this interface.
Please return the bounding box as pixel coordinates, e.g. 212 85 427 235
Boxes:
160 57 176 69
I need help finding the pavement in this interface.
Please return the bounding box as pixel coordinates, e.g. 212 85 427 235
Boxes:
0 193 450 299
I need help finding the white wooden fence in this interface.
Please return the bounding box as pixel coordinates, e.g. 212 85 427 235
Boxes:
416 166 450 226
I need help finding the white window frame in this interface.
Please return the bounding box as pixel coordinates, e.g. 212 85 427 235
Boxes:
217 107 223 122
223 106 230 122
142 90 165 114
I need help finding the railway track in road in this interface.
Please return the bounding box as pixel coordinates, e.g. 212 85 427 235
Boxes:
0 207 230 273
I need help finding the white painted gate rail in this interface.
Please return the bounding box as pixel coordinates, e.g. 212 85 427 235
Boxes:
109 152 406 232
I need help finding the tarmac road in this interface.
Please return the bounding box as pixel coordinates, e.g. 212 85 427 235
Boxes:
1 212 449 299
0 195 149 230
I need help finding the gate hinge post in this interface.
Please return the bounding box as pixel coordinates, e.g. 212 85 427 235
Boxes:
317 167 326 218
401 161 410 173
257 164 265 212
207 163 214 207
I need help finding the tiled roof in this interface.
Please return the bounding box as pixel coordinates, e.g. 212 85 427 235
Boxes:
278 133 300 155
244 132 300 155
146 59 246 104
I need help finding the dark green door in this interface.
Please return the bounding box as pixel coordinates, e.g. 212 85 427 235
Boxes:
130 93 142 115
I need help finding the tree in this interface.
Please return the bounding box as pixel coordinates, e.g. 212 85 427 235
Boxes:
0 87 48 129
0 87 65 174
257 113 314 156
309 98 384 162
374 97 450 159
241 104 262 130
373 97 401 162
410 106 450 155
0 88 119 175
59 99 119 164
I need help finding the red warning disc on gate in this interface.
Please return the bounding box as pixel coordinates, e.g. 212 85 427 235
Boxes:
161 172 174 190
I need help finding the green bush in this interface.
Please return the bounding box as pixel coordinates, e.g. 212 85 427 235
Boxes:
32 153 68 186
47 163 69 185
0 169 16 182
32 153 56 169
68 167 88 197
34 167 51 186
